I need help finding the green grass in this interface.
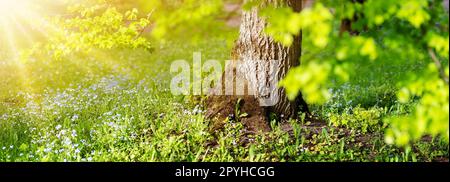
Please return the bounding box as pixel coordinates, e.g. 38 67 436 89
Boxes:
0 36 448 162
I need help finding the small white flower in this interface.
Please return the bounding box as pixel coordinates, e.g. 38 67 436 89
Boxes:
71 130 77 137
55 125 62 130
44 148 52 153
71 114 79 121
63 138 72 146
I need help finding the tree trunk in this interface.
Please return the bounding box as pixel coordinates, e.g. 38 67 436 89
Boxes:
206 0 309 132
234 0 307 118
339 0 366 36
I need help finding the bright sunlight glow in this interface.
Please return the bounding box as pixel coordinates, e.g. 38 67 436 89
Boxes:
0 0 52 60
0 0 29 16
0 0 34 60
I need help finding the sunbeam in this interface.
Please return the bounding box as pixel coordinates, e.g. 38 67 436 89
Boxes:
0 0 72 52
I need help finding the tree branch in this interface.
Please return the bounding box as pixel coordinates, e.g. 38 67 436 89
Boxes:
428 48 449 84
134 8 155 40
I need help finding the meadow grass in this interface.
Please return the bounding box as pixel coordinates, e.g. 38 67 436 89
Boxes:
0 36 448 162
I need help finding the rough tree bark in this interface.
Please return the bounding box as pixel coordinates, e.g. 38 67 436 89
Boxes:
234 0 308 119
206 0 309 132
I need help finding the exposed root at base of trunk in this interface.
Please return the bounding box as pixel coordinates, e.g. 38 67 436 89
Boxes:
205 95 271 133
205 94 314 133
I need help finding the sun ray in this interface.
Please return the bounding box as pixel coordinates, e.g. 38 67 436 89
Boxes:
8 16 37 49
0 17 20 61
0 0 71 45
0 0 129 100
0 19 34 97
0 0 63 98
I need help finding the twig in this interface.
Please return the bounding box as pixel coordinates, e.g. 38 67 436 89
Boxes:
134 8 156 40
222 3 242 22
428 48 449 84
